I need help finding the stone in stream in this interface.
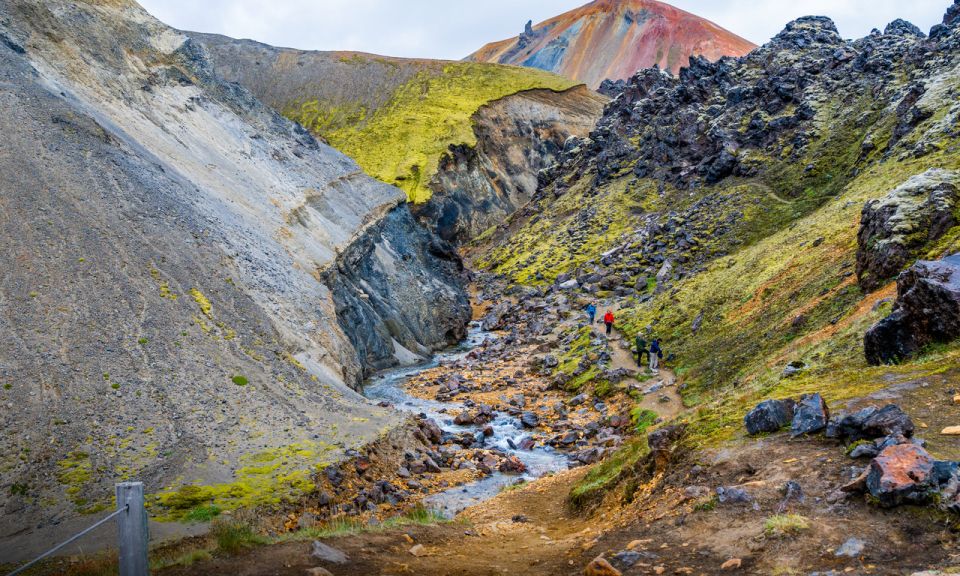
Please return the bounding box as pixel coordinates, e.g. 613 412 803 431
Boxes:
791 393 829 437
744 399 795 435
520 412 540 428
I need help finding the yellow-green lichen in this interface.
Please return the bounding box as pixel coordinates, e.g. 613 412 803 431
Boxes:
283 62 576 203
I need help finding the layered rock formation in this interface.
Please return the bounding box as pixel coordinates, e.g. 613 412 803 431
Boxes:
468 0 756 88
416 86 607 243
0 0 467 553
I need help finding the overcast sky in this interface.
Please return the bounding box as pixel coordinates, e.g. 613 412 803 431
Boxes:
138 0 952 60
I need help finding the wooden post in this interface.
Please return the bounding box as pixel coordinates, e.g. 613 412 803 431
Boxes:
116 482 149 576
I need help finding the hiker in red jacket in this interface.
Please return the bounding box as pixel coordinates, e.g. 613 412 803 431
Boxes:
603 310 615 336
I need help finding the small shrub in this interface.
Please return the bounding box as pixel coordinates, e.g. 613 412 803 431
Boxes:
110 383 120 390
2 384 10 390
764 514 810 537
137 338 148 345
231 375 249 386
693 495 718 512
211 517 268 554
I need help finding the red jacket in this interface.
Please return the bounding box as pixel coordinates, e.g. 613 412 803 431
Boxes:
604 312 614 324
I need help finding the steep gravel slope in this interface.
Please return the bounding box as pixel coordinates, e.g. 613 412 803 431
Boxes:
0 0 467 558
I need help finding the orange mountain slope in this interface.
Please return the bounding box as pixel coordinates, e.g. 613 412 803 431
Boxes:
468 0 756 88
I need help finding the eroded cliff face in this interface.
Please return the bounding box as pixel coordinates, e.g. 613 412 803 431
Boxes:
415 86 608 244
0 0 466 555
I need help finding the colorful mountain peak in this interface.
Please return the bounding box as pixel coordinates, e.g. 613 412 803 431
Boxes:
468 0 757 88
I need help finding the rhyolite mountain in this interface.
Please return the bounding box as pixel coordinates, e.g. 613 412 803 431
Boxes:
190 33 608 243
0 0 469 556
468 0 756 89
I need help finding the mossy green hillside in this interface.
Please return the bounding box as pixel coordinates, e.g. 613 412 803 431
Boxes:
155 442 336 521
283 61 575 203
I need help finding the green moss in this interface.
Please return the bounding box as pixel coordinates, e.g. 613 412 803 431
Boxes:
283 63 575 203
631 408 659 435
569 438 649 507
231 375 249 387
154 443 332 521
184 504 222 523
57 451 93 510
190 288 213 319
480 176 644 284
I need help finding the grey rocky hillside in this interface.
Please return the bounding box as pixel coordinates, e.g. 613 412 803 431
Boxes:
186 33 608 245
0 0 468 555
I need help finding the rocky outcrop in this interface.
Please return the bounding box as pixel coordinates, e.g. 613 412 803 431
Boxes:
0 0 467 553
857 169 959 291
467 0 756 87
864 254 960 365
415 87 607 243
324 208 470 375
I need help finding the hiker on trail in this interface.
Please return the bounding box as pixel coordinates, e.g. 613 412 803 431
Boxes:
603 310 615 336
586 303 597 325
635 334 649 367
649 338 663 372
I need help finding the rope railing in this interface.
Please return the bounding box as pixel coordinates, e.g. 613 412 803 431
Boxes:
4 482 149 576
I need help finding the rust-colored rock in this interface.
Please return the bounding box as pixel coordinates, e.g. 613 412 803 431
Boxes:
585 556 622 576
866 444 937 507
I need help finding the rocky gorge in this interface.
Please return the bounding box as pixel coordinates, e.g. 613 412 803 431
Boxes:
4 0 960 574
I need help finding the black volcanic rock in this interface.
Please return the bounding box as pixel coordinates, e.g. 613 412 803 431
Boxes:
865 254 960 365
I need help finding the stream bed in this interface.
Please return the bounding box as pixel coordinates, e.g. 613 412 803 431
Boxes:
364 322 570 517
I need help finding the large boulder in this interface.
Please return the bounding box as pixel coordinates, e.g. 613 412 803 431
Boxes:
744 399 796 435
856 169 958 292
866 444 938 507
864 255 960 365
791 393 830 437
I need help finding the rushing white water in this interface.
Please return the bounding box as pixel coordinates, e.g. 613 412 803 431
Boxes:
364 322 570 517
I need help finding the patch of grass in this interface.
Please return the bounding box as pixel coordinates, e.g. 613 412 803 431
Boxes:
3 383 11 390
137 337 149 345
279 505 448 542
150 549 213 570
190 288 213 319
231 375 249 386
184 504 222 523
569 438 650 507
211 517 269 554
693 495 718 512
631 408 658 435
764 514 810 537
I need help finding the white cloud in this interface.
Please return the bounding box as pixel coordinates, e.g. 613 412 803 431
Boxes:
136 0 953 59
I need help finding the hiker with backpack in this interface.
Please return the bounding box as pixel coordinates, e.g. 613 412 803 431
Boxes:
635 334 649 367
649 338 663 372
585 302 597 325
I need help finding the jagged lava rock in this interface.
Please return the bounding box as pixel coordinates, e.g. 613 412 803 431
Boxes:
864 254 960 365
857 169 958 292
744 399 796 435
866 444 938 507
791 393 830 437
826 404 915 441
